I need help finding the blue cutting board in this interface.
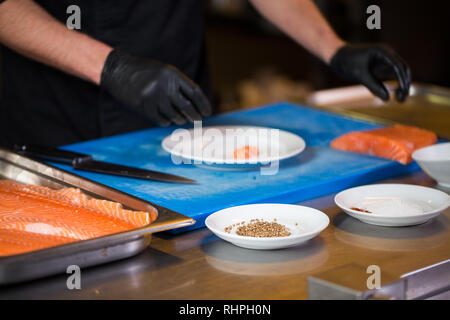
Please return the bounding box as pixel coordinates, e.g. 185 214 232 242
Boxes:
53 102 419 233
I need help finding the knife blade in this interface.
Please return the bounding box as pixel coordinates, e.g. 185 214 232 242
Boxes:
14 145 196 184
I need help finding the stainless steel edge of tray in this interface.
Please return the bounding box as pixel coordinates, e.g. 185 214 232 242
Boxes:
0 147 195 285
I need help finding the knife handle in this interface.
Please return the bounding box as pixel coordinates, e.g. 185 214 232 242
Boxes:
14 145 93 165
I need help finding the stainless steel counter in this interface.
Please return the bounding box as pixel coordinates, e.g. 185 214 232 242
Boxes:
0 171 448 299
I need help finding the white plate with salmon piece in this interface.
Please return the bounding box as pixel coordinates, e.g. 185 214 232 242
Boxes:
162 125 306 168
335 184 450 227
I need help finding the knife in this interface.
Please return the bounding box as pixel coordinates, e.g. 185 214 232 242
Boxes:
14 145 196 184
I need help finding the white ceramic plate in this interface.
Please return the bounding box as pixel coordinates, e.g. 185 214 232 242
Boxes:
412 142 450 188
161 125 306 166
335 184 450 227
205 204 330 250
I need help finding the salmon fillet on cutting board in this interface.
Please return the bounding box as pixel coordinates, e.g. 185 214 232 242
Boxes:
330 124 437 164
0 180 157 256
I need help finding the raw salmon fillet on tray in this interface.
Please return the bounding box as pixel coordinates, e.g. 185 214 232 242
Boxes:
0 180 157 256
330 124 438 165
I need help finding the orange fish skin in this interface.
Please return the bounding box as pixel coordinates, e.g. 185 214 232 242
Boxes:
330 124 437 164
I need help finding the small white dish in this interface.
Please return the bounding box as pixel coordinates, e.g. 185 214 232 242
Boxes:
205 203 330 250
335 184 450 227
162 125 306 167
412 142 450 188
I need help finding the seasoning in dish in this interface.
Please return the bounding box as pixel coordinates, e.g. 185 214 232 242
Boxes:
225 218 291 238
350 207 372 213
351 198 433 216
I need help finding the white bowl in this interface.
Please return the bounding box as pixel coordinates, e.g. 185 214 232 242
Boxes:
335 184 450 227
205 204 330 250
412 142 450 187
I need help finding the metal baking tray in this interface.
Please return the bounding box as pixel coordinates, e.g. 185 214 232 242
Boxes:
0 147 195 285
307 82 450 139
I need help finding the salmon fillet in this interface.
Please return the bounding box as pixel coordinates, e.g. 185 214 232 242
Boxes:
330 124 437 164
0 180 158 256
0 180 157 227
233 146 259 160
0 229 75 256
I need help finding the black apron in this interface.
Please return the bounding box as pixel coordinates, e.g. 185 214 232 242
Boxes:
0 0 210 148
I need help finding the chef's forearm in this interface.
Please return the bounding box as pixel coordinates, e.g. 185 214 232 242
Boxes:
249 0 345 64
0 0 112 84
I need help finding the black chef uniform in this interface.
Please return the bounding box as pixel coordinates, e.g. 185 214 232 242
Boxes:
0 0 210 148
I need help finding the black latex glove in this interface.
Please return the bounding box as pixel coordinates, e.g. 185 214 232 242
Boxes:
330 44 411 102
100 49 212 126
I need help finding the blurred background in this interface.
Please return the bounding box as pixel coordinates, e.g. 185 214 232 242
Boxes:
0 0 449 115
203 0 450 112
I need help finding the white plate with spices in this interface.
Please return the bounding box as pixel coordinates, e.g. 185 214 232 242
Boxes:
205 204 330 250
335 184 450 227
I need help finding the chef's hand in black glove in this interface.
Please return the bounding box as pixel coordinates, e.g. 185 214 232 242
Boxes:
330 44 411 102
100 49 212 126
